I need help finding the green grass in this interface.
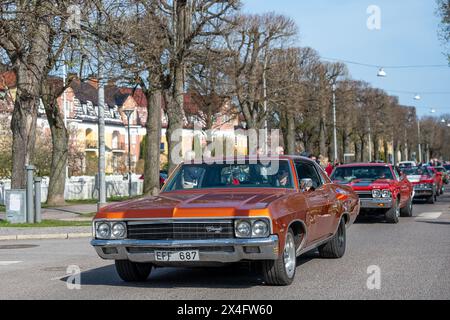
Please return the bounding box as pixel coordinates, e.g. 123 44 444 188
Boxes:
0 219 92 228
0 205 5 213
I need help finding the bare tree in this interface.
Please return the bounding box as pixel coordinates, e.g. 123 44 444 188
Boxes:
224 13 297 130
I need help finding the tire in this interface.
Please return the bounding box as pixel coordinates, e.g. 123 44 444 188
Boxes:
385 198 400 224
400 196 413 217
115 260 152 282
427 193 435 204
262 229 296 286
318 218 346 259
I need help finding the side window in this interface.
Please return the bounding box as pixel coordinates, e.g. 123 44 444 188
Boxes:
393 167 401 181
295 162 323 190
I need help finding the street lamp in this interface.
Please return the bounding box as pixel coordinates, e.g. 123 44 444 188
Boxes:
123 109 134 198
377 68 387 77
332 83 338 161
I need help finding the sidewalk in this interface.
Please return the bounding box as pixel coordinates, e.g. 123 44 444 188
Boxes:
0 203 96 241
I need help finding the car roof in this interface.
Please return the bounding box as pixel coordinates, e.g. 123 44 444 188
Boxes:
182 155 314 163
336 162 392 168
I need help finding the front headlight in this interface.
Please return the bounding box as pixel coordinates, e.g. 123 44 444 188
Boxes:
235 219 271 238
96 222 111 239
372 189 381 198
235 220 252 238
95 221 127 240
381 190 391 198
252 220 269 238
111 222 127 239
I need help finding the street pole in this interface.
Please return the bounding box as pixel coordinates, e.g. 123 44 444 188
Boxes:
332 83 338 161
368 118 372 162
97 12 106 210
124 110 133 198
417 120 422 163
62 53 69 181
262 50 268 154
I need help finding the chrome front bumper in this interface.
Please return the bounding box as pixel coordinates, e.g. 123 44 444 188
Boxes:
91 236 280 264
360 198 393 209
413 187 433 197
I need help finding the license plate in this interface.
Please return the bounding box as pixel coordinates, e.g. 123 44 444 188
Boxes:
154 250 200 262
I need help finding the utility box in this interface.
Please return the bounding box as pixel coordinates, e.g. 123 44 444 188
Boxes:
5 189 27 224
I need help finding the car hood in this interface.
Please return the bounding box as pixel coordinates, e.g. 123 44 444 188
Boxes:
97 189 290 219
332 179 394 191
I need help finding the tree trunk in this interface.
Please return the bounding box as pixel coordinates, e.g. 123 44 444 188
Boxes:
319 117 327 157
43 96 68 206
167 64 186 175
285 113 296 155
144 90 162 196
10 65 40 188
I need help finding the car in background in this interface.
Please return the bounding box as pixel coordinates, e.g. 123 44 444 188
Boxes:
331 163 414 223
434 166 449 186
91 156 360 286
428 167 445 196
398 161 416 168
444 164 450 174
400 166 440 203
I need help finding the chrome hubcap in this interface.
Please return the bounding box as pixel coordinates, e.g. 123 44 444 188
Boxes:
283 233 296 278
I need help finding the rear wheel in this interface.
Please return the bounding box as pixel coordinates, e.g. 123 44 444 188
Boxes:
400 196 413 217
262 229 296 286
318 218 346 258
427 194 435 204
385 198 400 224
115 260 152 282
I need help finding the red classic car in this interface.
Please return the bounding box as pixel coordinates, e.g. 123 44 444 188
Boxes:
402 166 442 203
331 163 414 223
91 156 360 286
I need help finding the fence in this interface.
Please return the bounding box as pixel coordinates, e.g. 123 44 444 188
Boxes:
0 175 144 205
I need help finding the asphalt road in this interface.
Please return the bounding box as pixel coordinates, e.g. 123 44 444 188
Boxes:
1 192 449 300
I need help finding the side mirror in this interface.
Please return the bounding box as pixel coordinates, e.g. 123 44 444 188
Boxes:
300 178 313 192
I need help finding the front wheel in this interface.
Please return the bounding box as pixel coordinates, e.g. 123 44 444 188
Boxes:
115 260 152 282
318 218 346 258
385 199 400 224
262 229 297 286
400 197 413 217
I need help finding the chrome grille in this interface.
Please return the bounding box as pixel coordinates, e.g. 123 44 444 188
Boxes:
356 191 373 199
126 221 235 240
127 246 235 254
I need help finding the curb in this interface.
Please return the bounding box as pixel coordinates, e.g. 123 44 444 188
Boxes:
0 233 92 241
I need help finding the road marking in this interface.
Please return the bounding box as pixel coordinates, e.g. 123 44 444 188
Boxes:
416 212 442 220
0 261 22 266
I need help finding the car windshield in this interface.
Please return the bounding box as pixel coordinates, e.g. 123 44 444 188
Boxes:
401 167 432 176
164 160 294 191
444 165 450 171
331 166 394 183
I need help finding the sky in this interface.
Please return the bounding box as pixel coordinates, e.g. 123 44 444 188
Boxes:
243 0 450 118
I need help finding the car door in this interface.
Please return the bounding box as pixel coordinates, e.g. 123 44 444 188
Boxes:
294 160 330 243
394 166 411 206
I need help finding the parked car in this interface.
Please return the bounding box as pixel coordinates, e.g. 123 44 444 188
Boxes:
91 156 360 286
398 161 417 168
139 171 169 188
429 166 446 194
400 166 440 203
330 163 414 223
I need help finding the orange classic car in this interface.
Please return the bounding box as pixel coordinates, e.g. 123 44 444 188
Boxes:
91 156 360 286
